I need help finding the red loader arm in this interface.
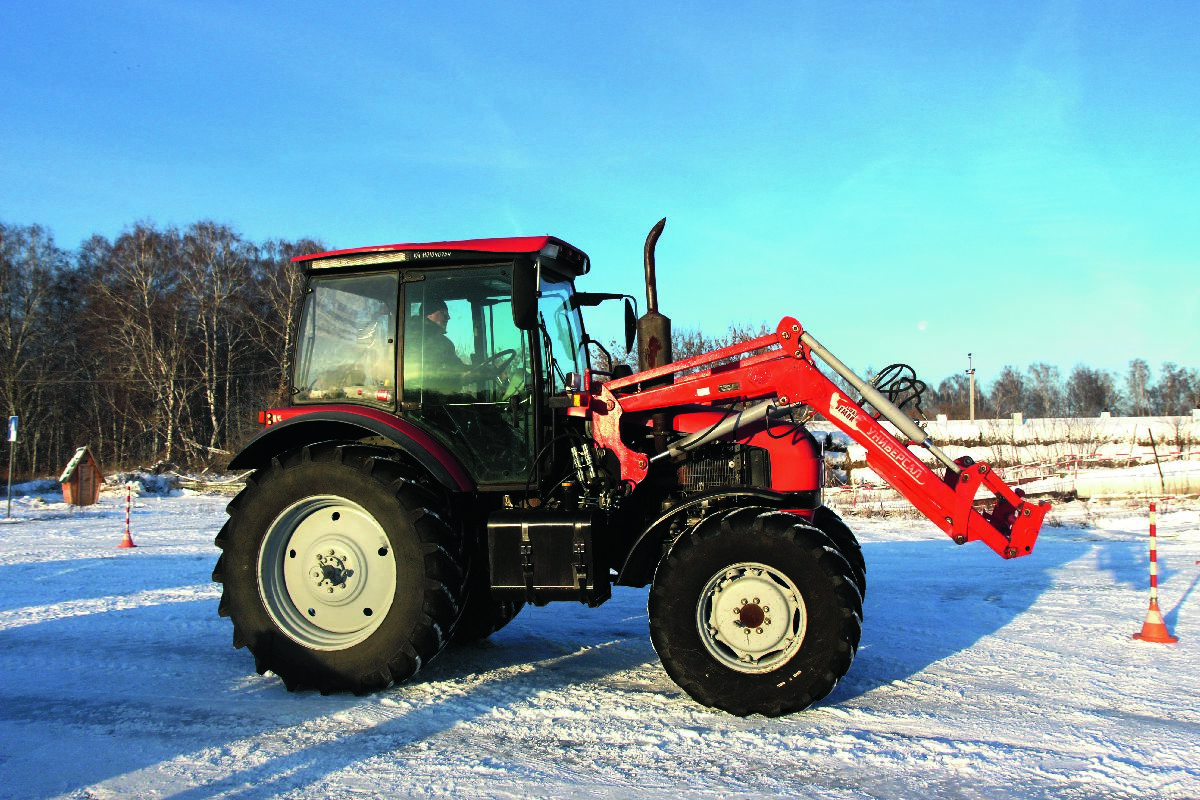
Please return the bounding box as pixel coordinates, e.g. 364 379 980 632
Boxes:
588 317 1049 559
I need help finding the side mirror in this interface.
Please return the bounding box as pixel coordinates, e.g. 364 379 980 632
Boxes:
624 298 636 354
511 255 538 331
568 293 638 354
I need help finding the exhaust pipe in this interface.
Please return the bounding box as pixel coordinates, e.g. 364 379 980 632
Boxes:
637 218 673 453
637 218 672 372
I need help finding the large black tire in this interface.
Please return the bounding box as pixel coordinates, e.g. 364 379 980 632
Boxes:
812 505 867 599
648 506 863 717
212 443 467 693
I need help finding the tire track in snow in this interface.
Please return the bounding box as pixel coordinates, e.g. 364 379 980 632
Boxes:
0 584 219 630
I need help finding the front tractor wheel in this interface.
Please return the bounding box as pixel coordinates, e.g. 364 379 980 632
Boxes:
648 507 863 717
213 443 467 693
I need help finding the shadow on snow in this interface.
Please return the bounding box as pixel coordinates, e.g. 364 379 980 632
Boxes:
829 531 1088 704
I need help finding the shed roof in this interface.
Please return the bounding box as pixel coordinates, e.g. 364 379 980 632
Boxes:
59 446 102 483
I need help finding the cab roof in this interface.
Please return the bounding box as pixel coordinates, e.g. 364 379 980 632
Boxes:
294 235 589 275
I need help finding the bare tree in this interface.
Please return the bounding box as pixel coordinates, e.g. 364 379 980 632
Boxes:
1065 365 1120 418
667 321 775 379
1124 358 1151 416
0 223 68 475
91 222 197 463
180 221 256 456
1151 362 1197 416
929 373 986 419
989 365 1026 418
1025 362 1063 418
250 238 324 408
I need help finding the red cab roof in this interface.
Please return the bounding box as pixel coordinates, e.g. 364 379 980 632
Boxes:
294 235 589 276
295 236 561 263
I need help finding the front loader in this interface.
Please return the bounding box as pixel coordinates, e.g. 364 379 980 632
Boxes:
214 222 1049 716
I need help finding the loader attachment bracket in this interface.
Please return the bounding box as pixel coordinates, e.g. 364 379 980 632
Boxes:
943 456 1049 558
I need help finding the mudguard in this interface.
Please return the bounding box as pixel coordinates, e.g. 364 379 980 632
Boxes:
229 405 475 494
615 488 813 588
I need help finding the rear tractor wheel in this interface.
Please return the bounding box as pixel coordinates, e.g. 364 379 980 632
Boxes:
213 443 467 693
648 506 863 716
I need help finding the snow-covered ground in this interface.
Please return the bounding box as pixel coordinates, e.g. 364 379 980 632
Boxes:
1 484 1198 799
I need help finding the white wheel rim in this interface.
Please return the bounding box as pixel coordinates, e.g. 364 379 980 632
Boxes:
696 561 806 674
258 496 397 651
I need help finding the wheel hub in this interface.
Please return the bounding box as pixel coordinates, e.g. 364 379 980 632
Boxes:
696 562 806 674
737 601 766 629
311 550 355 592
259 497 396 650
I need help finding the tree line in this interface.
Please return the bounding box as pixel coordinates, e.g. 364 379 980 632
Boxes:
0 220 321 480
2 220 1196 479
923 360 1197 421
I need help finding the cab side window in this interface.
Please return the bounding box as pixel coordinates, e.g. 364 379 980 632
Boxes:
294 273 398 405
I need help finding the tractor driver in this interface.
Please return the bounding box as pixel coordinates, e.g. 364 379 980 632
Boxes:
405 297 470 396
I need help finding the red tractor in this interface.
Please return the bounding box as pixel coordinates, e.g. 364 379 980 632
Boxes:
214 221 1048 716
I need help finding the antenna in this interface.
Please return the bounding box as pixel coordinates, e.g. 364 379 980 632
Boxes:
966 353 976 422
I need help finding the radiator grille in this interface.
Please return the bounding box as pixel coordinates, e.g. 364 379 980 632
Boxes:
677 442 770 492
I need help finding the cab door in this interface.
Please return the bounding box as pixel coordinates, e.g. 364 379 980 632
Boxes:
401 266 534 485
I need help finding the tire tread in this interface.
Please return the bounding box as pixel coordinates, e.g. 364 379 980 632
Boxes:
213 442 468 694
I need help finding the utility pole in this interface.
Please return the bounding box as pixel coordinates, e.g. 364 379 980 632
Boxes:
966 354 976 422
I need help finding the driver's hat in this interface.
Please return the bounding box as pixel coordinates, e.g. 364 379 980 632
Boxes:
421 298 448 317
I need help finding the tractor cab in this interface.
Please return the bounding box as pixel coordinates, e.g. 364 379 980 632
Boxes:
288 237 592 485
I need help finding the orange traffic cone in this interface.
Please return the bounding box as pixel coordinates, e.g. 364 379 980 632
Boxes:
1132 600 1178 644
117 481 137 549
1132 502 1175 643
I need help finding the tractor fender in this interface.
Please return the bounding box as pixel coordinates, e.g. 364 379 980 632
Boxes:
615 488 797 588
229 407 475 494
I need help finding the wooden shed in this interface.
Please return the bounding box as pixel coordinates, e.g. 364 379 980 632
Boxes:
60 446 104 506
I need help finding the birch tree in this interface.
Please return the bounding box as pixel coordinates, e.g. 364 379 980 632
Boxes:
251 238 324 407
0 223 67 474
180 221 255 455
93 222 196 463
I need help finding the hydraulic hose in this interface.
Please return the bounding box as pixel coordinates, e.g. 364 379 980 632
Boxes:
800 330 961 474
649 399 780 463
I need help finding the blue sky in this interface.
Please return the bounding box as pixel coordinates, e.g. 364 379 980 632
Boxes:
2 1 1197 385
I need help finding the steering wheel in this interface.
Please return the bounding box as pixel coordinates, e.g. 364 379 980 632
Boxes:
466 349 518 386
